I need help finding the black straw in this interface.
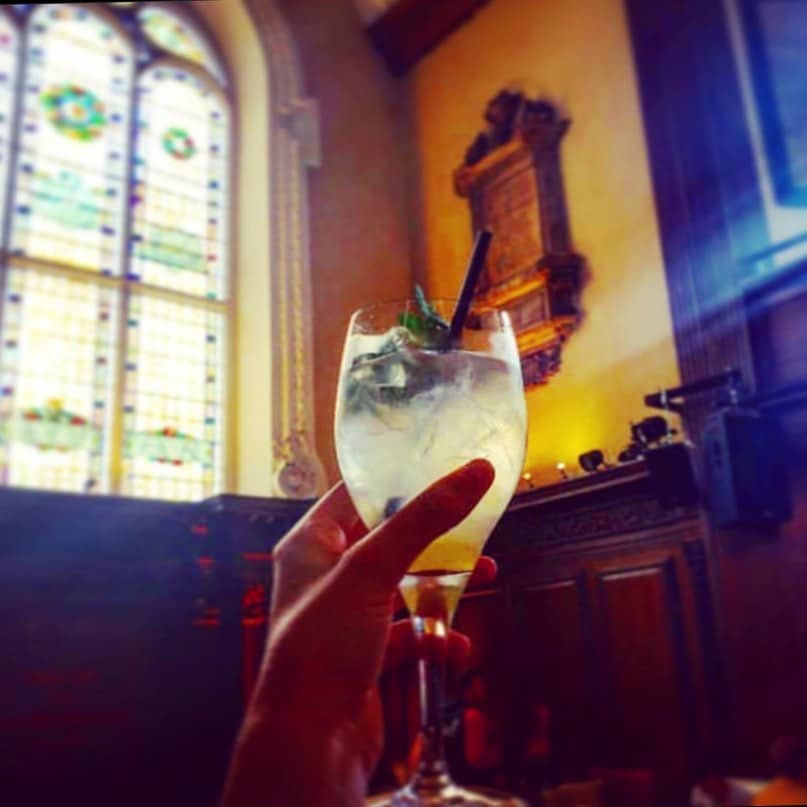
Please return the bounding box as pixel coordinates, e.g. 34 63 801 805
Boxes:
448 229 493 344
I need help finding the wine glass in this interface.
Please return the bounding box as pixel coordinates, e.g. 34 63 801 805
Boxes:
334 298 527 806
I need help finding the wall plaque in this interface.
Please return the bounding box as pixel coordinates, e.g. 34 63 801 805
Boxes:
454 91 585 386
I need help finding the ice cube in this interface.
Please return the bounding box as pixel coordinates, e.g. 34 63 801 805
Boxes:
388 326 415 351
376 353 409 389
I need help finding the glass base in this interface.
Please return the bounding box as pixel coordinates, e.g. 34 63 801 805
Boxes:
367 785 527 807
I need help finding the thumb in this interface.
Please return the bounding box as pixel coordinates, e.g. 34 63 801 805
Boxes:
336 458 495 598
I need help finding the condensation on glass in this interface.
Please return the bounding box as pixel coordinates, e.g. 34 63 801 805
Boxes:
0 3 230 501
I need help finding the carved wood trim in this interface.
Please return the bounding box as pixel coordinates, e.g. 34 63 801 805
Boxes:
502 496 693 549
496 465 701 555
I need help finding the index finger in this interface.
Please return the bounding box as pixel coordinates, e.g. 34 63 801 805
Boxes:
338 458 495 597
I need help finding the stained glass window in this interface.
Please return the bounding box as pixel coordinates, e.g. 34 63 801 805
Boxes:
122 294 224 501
0 11 18 232
0 3 231 501
0 270 116 491
138 6 226 86
131 64 229 298
11 5 132 271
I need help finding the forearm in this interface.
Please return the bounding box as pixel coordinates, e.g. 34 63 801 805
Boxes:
221 707 321 807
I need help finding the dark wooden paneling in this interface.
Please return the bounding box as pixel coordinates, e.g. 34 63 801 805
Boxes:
507 544 710 807
0 489 309 807
451 588 514 781
709 265 807 764
754 268 807 688
367 0 490 76
0 473 731 804
596 563 694 787
760 292 807 390
625 0 767 437
518 576 595 781
714 535 807 768
453 588 507 675
0 489 238 807
492 462 720 802
626 0 807 778
746 259 807 410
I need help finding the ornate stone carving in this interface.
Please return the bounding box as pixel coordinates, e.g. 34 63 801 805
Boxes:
455 92 585 386
520 340 562 387
497 492 697 552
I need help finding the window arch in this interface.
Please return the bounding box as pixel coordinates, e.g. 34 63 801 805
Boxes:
0 3 231 501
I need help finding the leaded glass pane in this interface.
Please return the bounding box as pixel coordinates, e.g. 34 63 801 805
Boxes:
131 64 228 299
10 5 133 272
138 6 225 86
0 3 232 502
122 293 224 501
0 11 19 232
0 269 117 492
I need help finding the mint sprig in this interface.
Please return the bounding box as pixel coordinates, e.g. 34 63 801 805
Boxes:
397 285 450 350
344 288 451 415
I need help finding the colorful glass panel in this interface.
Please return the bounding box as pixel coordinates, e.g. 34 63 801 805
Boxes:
122 293 224 501
10 5 133 272
0 11 19 233
0 3 231 502
0 269 116 492
131 65 228 298
138 6 225 85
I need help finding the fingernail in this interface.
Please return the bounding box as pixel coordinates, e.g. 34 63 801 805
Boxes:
455 458 495 495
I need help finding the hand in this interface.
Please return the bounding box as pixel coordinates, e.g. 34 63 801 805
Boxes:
220 458 495 807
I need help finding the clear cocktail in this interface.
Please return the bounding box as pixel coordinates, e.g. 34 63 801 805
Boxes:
334 295 527 807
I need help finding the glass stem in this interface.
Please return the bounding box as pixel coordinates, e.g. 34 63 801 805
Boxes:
409 613 452 795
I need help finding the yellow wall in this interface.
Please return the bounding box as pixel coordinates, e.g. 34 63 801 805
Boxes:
407 0 681 485
200 0 682 492
277 0 414 483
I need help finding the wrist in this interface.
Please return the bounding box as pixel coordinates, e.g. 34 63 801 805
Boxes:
222 705 334 807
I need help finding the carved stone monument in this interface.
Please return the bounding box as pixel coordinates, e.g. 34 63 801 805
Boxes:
454 91 584 386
